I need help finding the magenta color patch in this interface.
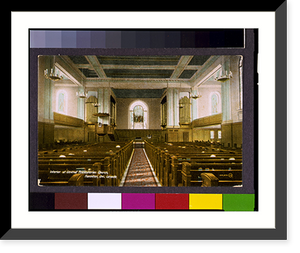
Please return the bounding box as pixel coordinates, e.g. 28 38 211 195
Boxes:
122 193 155 210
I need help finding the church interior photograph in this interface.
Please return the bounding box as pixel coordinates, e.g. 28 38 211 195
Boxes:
38 54 243 187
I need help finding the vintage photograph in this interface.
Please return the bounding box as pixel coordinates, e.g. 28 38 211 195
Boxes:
38 54 243 187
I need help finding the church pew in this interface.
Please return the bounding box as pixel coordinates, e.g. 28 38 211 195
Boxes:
38 162 105 186
148 143 242 161
39 151 122 158
38 141 129 156
200 173 219 187
149 141 239 150
190 169 243 187
39 161 119 187
161 151 241 160
171 161 242 186
144 140 242 187
38 163 101 171
40 173 87 186
181 162 242 187
154 151 242 186
176 157 242 164
38 158 105 164
38 140 133 186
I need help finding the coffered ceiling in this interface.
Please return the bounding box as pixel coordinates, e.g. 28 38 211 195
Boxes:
55 55 216 89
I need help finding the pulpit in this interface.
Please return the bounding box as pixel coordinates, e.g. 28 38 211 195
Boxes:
95 123 114 136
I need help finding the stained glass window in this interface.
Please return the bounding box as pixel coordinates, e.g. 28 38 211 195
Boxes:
133 105 144 123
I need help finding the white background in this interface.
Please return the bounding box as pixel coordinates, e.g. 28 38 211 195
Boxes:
11 12 275 228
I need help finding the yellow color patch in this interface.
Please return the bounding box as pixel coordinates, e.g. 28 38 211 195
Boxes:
189 194 223 210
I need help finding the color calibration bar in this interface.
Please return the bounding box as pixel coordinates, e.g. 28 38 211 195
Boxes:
30 30 244 48
30 193 255 211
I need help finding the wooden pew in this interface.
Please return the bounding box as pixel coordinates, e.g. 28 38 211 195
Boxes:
201 173 219 187
181 162 242 187
38 140 134 186
144 140 242 187
40 173 85 186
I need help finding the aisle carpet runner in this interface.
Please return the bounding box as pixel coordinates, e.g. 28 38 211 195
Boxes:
123 149 158 187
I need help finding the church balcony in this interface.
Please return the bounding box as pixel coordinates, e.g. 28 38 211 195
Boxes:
191 113 222 128
53 112 84 128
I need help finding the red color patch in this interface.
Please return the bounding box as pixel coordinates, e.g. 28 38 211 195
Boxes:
155 194 189 210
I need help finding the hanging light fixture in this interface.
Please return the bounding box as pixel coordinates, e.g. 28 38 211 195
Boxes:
189 88 201 99
76 72 87 98
190 92 200 99
44 68 63 81
215 70 233 81
76 90 87 98
215 56 232 81
44 56 63 81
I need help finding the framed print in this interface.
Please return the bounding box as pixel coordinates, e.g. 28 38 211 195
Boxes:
3 3 286 240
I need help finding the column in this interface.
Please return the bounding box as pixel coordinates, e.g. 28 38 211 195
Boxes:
44 56 54 121
97 88 103 124
191 90 198 121
77 86 85 120
173 88 179 127
129 110 133 129
103 88 110 125
167 88 173 127
38 56 54 148
221 58 231 122
160 103 163 127
144 109 148 129
239 56 243 110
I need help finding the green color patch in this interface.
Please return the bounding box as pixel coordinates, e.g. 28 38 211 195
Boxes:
223 194 255 211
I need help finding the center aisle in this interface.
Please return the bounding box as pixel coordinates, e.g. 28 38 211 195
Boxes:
123 148 159 187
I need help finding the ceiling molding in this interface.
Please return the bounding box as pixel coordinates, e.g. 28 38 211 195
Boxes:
85 55 107 78
190 56 221 87
85 77 191 83
55 55 217 89
95 64 200 70
170 55 194 79
85 81 191 89
197 64 222 86
101 64 175 70
55 56 85 86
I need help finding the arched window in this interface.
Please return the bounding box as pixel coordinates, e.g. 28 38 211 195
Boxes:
128 100 148 129
58 92 65 113
211 94 218 115
56 90 67 114
133 105 144 123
